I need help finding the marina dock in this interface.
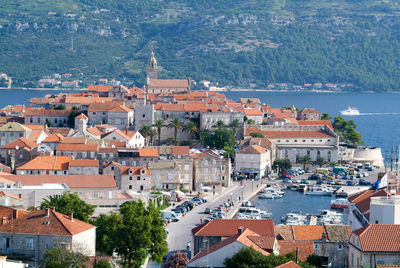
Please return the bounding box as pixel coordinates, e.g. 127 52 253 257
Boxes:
335 186 371 197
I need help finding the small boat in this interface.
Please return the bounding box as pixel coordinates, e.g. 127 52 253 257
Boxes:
331 198 348 209
290 185 299 191
317 210 343 225
298 184 308 193
281 213 307 225
305 186 332 196
259 192 282 199
237 206 272 219
340 106 360 116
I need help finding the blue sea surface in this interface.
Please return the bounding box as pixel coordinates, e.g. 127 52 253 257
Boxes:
225 91 400 159
250 189 348 225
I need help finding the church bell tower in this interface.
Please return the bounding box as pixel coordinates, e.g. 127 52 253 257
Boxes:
147 51 158 80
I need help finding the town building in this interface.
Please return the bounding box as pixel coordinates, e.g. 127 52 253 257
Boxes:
0 122 31 147
192 219 275 255
101 129 145 148
24 108 71 127
193 151 231 191
235 145 271 179
349 224 400 267
297 108 321 121
88 102 133 129
103 162 151 192
0 208 96 266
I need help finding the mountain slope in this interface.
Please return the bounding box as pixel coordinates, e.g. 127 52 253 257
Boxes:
1 0 400 91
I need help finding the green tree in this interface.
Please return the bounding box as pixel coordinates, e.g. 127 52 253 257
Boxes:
67 107 81 128
41 246 88 268
148 128 157 146
306 254 324 267
273 158 292 174
153 119 166 146
46 119 52 127
94 260 111 268
40 192 95 222
250 132 265 138
321 112 331 120
168 118 183 145
213 120 225 129
140 125 152 146
223 145 236 161
229 119 241 139
183 120 198 147
203 126 235 149
94 201 168 267
299 155 312 171
314 156 327 167
332 116 364 147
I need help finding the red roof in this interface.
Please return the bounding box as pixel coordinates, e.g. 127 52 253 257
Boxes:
68 159 99 167
0 208 95 236
278 241 314 261
192 219 274 237
171 146 190 155
57 143 98 152
87 85 114 93
297 120 333 130
353 224 400 252
244 109 263 116
149 79 189 88
2 174 116 188
245 128 334 138
1 137 37 150
276 261 302 268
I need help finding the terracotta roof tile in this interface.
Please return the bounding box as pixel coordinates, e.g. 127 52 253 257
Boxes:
0 206 28 221
42 133 64 143
245 128 334 138
171 146 190 155
149 79 189 88
297 120 333 130
276 260 302 268
189 228 269 264
1 137 37 150
292 225 325 241
75 113 88 119
57 143 98 152
0 209 94 236
237 145 267 154
278 241 314 261
87 85 114 93
139 148 159 157
247 235 276 250
275 225 295 240
244 109 263 116
354 224 400 252
192 219 274 237
17 156 72 171
2 174 116 188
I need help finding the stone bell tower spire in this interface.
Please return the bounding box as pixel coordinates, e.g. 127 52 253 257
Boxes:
147 51 158 80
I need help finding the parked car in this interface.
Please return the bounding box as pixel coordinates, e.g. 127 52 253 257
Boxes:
327 180 336 185
204 207 211 214
191 199 202 205
282 177 293 183
308 174 320 180
162 211 181 222
316 179 324 185
176 206 188 213
359 179 371 185
182 201 195 210
347 180 355 186
342 175 348 180
172 209 185 216
300 179 310 184
362 172 369 177
280 175 292 180
193 197 206 204
292 178 301 183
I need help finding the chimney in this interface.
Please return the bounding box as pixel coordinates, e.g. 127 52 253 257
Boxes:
1 217 7 225
46 208 50 217
238 226 243 235
18 194 22 199
68 212 74 222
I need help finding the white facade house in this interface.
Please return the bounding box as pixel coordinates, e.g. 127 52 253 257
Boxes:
235 145 271 178
101 129 145 148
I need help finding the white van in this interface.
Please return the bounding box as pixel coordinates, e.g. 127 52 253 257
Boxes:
162 211 181 222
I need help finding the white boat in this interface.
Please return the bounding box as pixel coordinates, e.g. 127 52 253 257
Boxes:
340 106 360 116
237 206 272 219
290 185 299 191
305 186 332 196
281 213 307 225
317 210 343 225
298 184 308 193
259 192 283 199
331 198 349 209
261 187 285 196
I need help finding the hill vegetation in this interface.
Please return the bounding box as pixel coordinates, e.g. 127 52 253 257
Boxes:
1 0 400 91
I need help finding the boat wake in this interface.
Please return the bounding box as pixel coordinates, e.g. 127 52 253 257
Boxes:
357 112 400 116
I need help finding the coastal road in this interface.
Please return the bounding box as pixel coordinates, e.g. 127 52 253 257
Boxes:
166 179 265 253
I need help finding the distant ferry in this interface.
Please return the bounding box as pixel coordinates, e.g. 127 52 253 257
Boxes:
340 106 360 116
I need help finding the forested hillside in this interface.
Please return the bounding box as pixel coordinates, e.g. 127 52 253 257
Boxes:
1 0 400 91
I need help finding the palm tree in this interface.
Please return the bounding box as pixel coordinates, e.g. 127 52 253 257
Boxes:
184 120 198 147
299 155 312 171
139 125 152 145
314 156 327 167
168 118 183 145
148 128 157 146
213 120 225 129
229 119 241 138
153 119 166 146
